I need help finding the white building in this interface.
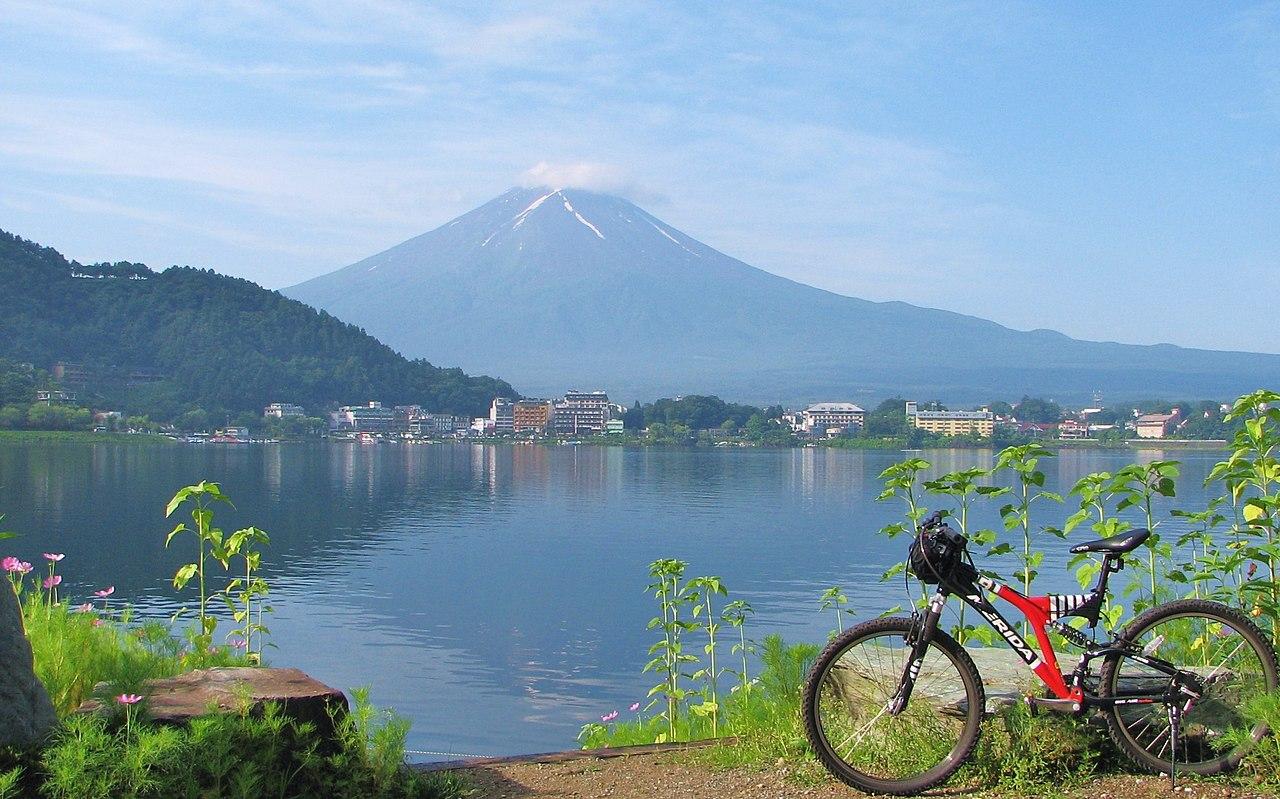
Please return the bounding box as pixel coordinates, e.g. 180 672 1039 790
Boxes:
489 398 514 434
264 403 305 418
791 402 866 436
553 390 612 435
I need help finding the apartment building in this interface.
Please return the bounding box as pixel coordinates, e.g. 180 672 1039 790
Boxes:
791 402 866 436
553 390 612 435
513 399 554 434
264 403 305 418
489 398 515 434
905 401 995 437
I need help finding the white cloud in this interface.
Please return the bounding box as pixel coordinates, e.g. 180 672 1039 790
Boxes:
519 161 630 193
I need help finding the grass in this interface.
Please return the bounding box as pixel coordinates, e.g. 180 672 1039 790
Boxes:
3 595 467 799
581 634 828 780
0 693 467 799
0 430 173 445
580 628 1280 797
21 595 250 715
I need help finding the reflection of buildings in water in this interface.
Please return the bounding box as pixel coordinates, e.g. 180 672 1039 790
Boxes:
603 445 624 497
511 444 551 492
563 445 609 501
329 442 361 498
1133 449 1171 466
263 444 283 499
920 448 994 480
789 447 869 504
470 443 498 496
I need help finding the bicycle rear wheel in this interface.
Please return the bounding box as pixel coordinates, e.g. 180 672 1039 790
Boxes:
802 617 984 795
1101 598 1279 775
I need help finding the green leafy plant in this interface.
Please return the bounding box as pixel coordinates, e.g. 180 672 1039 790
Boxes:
721 599 756 700
1109 460 1180 609
994 443 1063 600
817 586 852 638
643 558 697 743
30 694 466 799
1209 390 1280 636
924 466 1009 643
687 575 728 737
1064 471 1129 630
165 481 235 649
222 526 271 660
876 458 931 538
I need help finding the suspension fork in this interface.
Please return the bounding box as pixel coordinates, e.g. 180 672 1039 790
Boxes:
889 591 947 714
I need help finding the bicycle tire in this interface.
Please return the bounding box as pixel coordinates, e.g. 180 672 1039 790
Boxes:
1100 598 1279 776
802 617 984 795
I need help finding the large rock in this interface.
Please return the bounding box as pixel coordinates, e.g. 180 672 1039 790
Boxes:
79 667 348 735
0 583 58 747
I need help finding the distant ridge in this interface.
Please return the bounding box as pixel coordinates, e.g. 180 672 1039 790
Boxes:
285 186 1280 405
0 230 515 418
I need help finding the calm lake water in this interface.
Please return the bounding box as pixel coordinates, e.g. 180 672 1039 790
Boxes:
0 441 1228 759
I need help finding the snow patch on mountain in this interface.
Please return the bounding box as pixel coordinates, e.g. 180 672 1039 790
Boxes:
561 195 604 239
648 220 697 257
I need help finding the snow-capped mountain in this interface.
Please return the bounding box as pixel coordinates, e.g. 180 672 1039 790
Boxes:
286 187 1280 403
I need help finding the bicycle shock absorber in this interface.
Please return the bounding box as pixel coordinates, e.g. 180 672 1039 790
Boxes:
1049 620 1092 649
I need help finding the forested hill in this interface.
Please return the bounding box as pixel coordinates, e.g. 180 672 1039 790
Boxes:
0 230 516 420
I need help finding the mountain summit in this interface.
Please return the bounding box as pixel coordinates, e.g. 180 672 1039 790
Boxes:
287 187 1280 403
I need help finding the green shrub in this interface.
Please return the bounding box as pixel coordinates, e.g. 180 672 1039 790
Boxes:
22 597 249 716
1224 691 1280 786
965 702 1106 794
582 633 821 773
0 693 466 799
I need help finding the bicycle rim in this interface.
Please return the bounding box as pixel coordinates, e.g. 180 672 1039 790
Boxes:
807 622 981 793
1107 606 1276 773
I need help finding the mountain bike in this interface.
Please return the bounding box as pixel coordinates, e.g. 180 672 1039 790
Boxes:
801 511 1279 795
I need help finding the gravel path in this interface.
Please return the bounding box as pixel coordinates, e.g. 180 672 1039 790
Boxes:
455 751 1275 799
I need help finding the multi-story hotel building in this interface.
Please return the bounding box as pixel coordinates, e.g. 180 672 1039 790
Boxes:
792 402 866 435
553 390 611 435
513 399 554 434
905 401 995 437
489 398 515 434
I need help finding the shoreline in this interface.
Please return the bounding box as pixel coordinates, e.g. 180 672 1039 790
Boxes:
0 429 1230 451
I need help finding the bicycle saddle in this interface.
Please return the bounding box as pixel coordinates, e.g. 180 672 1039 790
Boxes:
1069 528 1151 555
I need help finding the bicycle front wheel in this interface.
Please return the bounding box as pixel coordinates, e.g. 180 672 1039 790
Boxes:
1101 598 1280 776
802 617 984 796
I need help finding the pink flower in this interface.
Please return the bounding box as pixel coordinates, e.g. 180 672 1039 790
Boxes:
629 702 640 712
42 553 65 562
92 619 104 627
43 575 62 589
15 561 32 575
115 694 143 705
75 603 93 613
1 556 18 572
229 637 247 649
601 710 619 723
93 587 115 598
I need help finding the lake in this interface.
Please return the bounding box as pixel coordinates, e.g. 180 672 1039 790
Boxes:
0 441 1228 760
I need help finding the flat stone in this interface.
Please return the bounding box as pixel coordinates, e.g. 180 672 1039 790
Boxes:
78 666 348 735
0 583 57 747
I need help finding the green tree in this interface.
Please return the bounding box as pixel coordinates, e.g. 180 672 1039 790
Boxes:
1013 396 1063 424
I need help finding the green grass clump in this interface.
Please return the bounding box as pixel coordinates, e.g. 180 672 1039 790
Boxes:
964 701 1108 795
0 692 466 799
21 596 250 716
1223 691 1280 787
582 634 825 776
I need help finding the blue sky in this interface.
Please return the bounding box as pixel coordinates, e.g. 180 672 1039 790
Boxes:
2 2 1278 352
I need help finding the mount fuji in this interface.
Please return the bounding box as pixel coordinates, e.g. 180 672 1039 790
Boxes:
286 187 1280 404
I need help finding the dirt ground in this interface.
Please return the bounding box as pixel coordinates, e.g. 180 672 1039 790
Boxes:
451 751 1277 799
